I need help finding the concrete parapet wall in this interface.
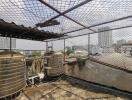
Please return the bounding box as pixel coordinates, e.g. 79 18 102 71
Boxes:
64 60 132 92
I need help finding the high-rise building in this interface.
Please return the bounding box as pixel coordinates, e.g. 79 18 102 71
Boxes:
98 26 112 48
0 37 16 49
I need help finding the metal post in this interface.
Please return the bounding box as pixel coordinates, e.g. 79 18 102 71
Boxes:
38 0 96 32
64 15 132 35
46 41 48 52
88 34 90 56
64 39 66 62
10 36 12 51
9 36 14 57
51 42 53 51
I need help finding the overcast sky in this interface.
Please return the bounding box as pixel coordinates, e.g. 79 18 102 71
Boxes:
16 27 132 51
1 0 132 51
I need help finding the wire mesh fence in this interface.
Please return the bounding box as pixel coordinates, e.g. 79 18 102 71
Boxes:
0 0 132 71
88 27 132 71
0 0 131 36
0 0 57 27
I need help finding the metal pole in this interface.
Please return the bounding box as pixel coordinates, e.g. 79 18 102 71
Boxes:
46 41 48 52
10 36 12 51
51 42 53 51
64 39 66 62
38 0 96 32
88 34 90 56
64 15 132 35
38 0 94 24
9 35 13 57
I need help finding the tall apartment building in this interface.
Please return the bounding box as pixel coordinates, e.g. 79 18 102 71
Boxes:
98 26 112 48
0 37 16 49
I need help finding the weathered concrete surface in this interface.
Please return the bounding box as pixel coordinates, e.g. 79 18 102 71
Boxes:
64 60 132 93
17 80 127 100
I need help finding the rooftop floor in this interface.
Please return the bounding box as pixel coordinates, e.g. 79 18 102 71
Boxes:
17 77 130 100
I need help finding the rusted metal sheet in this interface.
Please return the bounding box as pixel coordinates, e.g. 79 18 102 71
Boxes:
0 19 63 41
36 20 60 27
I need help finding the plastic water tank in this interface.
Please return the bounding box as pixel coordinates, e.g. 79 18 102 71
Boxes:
45 52 64 77
0 51 26 98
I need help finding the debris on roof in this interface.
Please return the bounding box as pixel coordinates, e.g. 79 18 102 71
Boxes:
36 20 60 27
0 19 63 41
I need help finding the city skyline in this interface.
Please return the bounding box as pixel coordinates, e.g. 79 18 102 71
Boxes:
0 27 132 51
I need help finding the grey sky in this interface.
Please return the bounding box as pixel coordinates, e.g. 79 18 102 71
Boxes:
16 39 46 50
16 27 132 51
0 0 132 51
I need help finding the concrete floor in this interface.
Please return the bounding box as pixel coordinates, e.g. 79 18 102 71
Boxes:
17 79 129 100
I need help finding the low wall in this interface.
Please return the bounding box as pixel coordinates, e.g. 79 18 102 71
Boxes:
64 60 132 92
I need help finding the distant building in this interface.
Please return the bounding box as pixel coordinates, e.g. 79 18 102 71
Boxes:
19 50 44 57
24 50 33 57
98 26 112 48
117 39 126 46
116 39 126 52
72 45 85 51
0 37 16 49
120 44 132 56
74 50 88 56
102 47 115 53
88 45 102 55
